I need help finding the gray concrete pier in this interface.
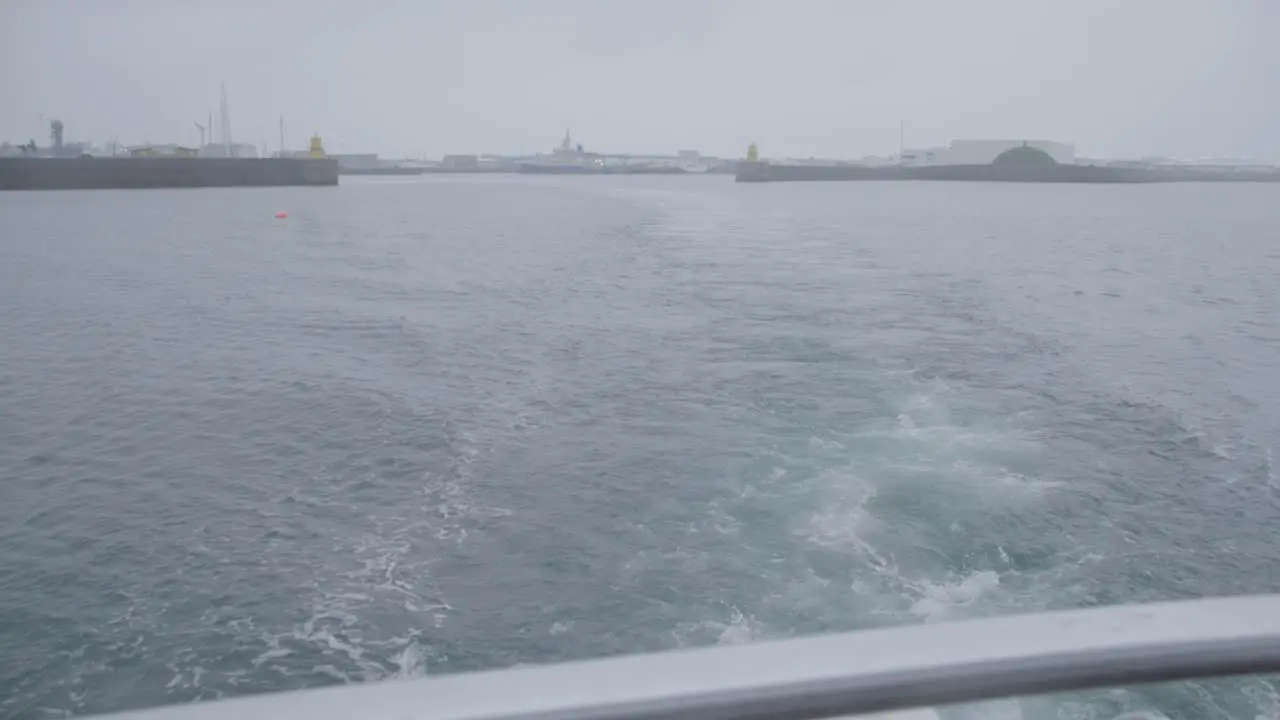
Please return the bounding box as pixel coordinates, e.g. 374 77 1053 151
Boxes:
0 157 338 190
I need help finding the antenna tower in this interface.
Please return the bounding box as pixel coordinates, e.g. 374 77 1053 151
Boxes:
219 83 234 157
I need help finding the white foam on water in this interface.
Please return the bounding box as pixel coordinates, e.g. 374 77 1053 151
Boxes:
691 496 744 537
250 646 292 667
795 371 1280 719
1242 677 1280 720
669 605 766 649
949 460 1064 497
906 570 1002 622
254 598 441 684
785 371 1054 646
389 642 430 679
871 418 1035 455
239 426 504 689
308 665 350 682
810 436 848 452
803 465 882 558
883 376 1033 444
1266 445 1276 490
716 606 763 646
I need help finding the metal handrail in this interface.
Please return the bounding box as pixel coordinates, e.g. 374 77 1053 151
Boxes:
101 595 1280 720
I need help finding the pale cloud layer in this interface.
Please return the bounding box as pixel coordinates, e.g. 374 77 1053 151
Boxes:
2 0 1276 160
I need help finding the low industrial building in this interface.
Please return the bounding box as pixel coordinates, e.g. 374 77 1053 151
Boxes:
328 153 382 170
900 139 1075 167
441 154 480 170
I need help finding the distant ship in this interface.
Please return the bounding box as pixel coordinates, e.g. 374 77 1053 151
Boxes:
518 131 702 175
518 129 603 174
338 166 424 176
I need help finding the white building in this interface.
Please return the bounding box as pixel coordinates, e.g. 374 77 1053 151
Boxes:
898 139 1076 167
127 144 199 158
899 147 950 167
946 140 1075 165
199 143 260 159
677 149 710 172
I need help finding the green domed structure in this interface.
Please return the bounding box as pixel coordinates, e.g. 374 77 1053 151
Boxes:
991 144 1058 167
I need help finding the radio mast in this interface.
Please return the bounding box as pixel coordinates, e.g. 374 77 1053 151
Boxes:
219 83 234 157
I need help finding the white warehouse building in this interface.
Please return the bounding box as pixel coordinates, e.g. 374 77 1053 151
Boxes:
947 139 1075 165
900 139 1075 167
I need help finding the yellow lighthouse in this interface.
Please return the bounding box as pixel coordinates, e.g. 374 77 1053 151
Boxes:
746 142 759 163
308 134 327 158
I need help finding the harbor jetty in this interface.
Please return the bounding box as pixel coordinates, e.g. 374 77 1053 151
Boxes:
736 142 1280 184
0 156 338 191
0 131 337 191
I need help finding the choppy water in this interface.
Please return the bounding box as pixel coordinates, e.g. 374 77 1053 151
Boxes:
1 176 1278 720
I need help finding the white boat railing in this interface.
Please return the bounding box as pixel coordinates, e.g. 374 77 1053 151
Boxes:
99 595 1280 720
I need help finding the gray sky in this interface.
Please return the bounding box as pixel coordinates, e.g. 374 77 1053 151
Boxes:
2 0 1276 160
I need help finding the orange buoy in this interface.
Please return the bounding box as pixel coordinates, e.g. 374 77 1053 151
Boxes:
274 211 288 219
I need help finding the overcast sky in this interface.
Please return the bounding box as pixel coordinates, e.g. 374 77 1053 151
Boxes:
2 0 1276 160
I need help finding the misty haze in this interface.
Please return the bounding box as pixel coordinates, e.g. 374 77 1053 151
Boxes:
3 0 1279 161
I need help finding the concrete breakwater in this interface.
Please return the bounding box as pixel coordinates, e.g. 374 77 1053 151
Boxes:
735 161 1280 184
0 157 338 190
